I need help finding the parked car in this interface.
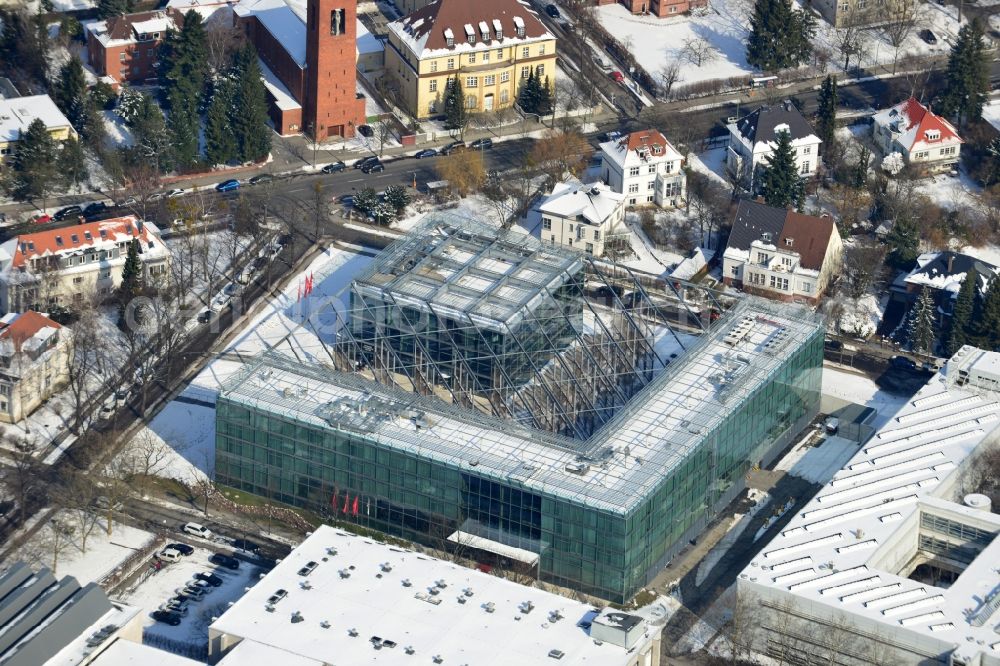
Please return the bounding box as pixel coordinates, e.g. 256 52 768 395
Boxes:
322 161 347 174
98 397 117 420
919 29 937 44
31 214 52 225
151 610 182 626
159 601 188 616
357 124 374 138
95 496 124 512
167 542 194 556
545 3 560 17
252 256 269 271
178 585 206 600
337 194 355 207
115 387 130 404
603 130 623 142
440 141 465 155
267 589 288 605
181 522 212 539
194 571 223 587
362 161 384 174
890 355 917 371
116 196 137 207
196 310 212 324
186 580 212 594
165 188 186 198
54 205 82 221
592 54 612 71
469 137 493 150
232 538 260 554
215 179 240 193
297 560 319 576
210 292 232 312
248 173 274 185
414 148 437 159
209 553 241 570
157 548 183 563
354 155 380 170
83 202 110 220
610 70 624 83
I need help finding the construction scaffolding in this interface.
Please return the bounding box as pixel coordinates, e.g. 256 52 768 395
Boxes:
332 214 735 439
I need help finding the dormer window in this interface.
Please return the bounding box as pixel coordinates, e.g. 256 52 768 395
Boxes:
513 16 525 37
925 130 940 141
652 145 663 155
55 236 63 247
465 23 475 44
444 27 454 47
71 234 79 244
493 19 502 39
479 21 489 41
785 238 794 247
761 232 772 243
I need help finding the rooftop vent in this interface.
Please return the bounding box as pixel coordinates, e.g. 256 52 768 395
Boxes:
320 620 330 628
339 569 351 579
548 650 565 660
463 587 473 597
405 646 415 654
519 601 535 614
434 579 448 588
380 562 393 572
433 656 444 664
402 578 412 587
291 611 304 623
348 628 359 637
548 610 563 622
326 547 337 556
484 601 496 613
565 462 590 475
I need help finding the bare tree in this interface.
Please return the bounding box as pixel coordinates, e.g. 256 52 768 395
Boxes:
56 471 102 554
100 455 136 535
42 517 76 575
375 117 395 158
126 430 174 499
842 239 887 299
3 437 42 526
836 12 869 71
65 305 108 433
658 59 682 100
528 129 592 185
680 38 717 67
882 0 925 74
204 21 243 75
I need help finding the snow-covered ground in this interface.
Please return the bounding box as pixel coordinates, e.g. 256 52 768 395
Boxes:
690 148 729 186
960 243 1000 267
837 293 885 338
7 511 154 585
776 433 861 483
914 171 982 212
102 110 135 149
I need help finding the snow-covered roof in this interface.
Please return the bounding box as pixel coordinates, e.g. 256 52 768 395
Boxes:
904 251 996 295
258 58 301 112
0 310 62 358
389 0 553 59
740 346 1000 666
210 525 659 666
538 179 625 227
0 94 73 143
234 0 306 67
84 10 180 48
598 129 682 171
356 19 382 56
87 638 203 666
874 97 963 153
166 0 236 21
670 247 713 280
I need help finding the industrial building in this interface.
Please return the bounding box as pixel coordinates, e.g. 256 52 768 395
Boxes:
738 346 1000 666
209 525 670 665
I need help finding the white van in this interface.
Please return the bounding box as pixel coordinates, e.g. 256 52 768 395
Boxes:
157 548 183 563
181 522 212 539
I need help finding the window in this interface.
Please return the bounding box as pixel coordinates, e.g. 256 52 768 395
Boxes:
628 166 640 177
647 180 655 190
730 265 739 276
756 252 769 264
839 1 849 9
497 48 504 58
585 242 594 253
785 238 794 247
593 230 600 240
857 0 866 8
500 71 510 83
628 183 639 193
801 146 811 155
468 34 475 44
446 36 454 46
536 64 544 77
542 217 552 230
781 256 792 266
447 58 455 69
119 53 126 62
466 95 476 109
329 8 345 35
431 61 438 72
522 46 530 58
500 89 509 103
483 51 489 63
800 161 810 174
800 281 813 293
629 198 637 205
429 80 438 92
914 150 928 159
646 195 654 202
100 270 111 279
520 66 529 79
539 44 545 55
466 76 478 87
468 52 476 64
941 146 957 156
516 26 525 38
73 276 83 284
648 165 656 174
769 275 789 290
484 74 495 85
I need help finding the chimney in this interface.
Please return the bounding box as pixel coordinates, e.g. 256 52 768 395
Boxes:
947 254 954 273
137 219 144 234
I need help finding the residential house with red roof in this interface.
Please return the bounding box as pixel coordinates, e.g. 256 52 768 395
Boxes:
722 199 843 305
0 310 71 422
385 0 557 119
872 97 963 175
598 129 686 207
85 10 183 86
0 216 169 314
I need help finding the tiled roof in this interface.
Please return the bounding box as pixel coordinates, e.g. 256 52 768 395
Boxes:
399 0 549 54
727 200 835 271
874 97 963 152
0 311 60 351
6 216 160 269
104 10 180 40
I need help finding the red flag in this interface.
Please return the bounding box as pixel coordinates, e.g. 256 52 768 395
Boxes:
352 496 359 516
306 275 312 296
331 485 339 510
343 493 350 514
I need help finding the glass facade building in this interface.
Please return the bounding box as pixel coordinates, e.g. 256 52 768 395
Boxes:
215 299 824 602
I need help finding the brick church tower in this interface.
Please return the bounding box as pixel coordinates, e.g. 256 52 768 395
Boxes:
304 0 366 140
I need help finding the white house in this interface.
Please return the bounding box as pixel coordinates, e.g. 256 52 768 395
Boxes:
726 102 821 191
598 129 685 208
0 310 71 422
872 97 963 174
0 95 75 162
722 199 843 304
0 216 170 313
538 179 626 257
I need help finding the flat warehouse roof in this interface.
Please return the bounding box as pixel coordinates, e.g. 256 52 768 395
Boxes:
220 297 822 513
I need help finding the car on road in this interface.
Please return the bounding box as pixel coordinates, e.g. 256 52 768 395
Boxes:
166 188 186 198
413 148 437 159
116 196 137 207
358 124 374 138
610 70 624 83
98 397 117 420
54 205 83 221
919 29 937 44
469 138 493 150
336 194 355 207
182 522 212 539
889 355 917 371
194 571 224 587
209 553 241 570
322 161 347 174
440 141 465 155
157 548 183 563
362 161 384 173
545 3 560 17
248 173 274 186
354 155 380 170
167 542 194 556
95 496 124 512
82 202 110 220
31 214 52 225
215 179 240 193
232 538 261 554
151 610 182 626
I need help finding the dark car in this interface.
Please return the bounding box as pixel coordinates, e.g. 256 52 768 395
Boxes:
152 610 182 626
322 161 347 174
194 571 224 587
215 179 240 193
232 538 261 554
357 124 374 138
354 155 379 170
362 161 384 174
83 201 109 217
252 256 269 271
919 29 937 44
196 310 212 324
276 233 293 246
210 553 241 570
469 137 493 150
890 355 917 371
54 205 83 221
414 148 437 159
545 3 560 17
248 174 274 185
440 141 465 155
338 194 355 207
167 543 194 556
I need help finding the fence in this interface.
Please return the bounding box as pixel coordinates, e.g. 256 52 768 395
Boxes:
142 630 209 662
99 534 163 596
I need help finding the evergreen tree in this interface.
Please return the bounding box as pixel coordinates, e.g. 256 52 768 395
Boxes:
852 145 870 188
54 56 88 129
908 287 936 354
167 86 200 169
231 44 271 162
443 76 467 133
975 275 1000 351
160 10 209 166
117 238 144 329
947 265 978 355
759 130 802 208
0 8 50 90
537 76 553 115
886 215 920 269
746 0 814 71
59 136 88 191
1 118 57 203
384 184 410 214
205 79 238 165
518 69 541 114
816 75 837 158
97 0 132 19
130 93 173 172
939 18 989 127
